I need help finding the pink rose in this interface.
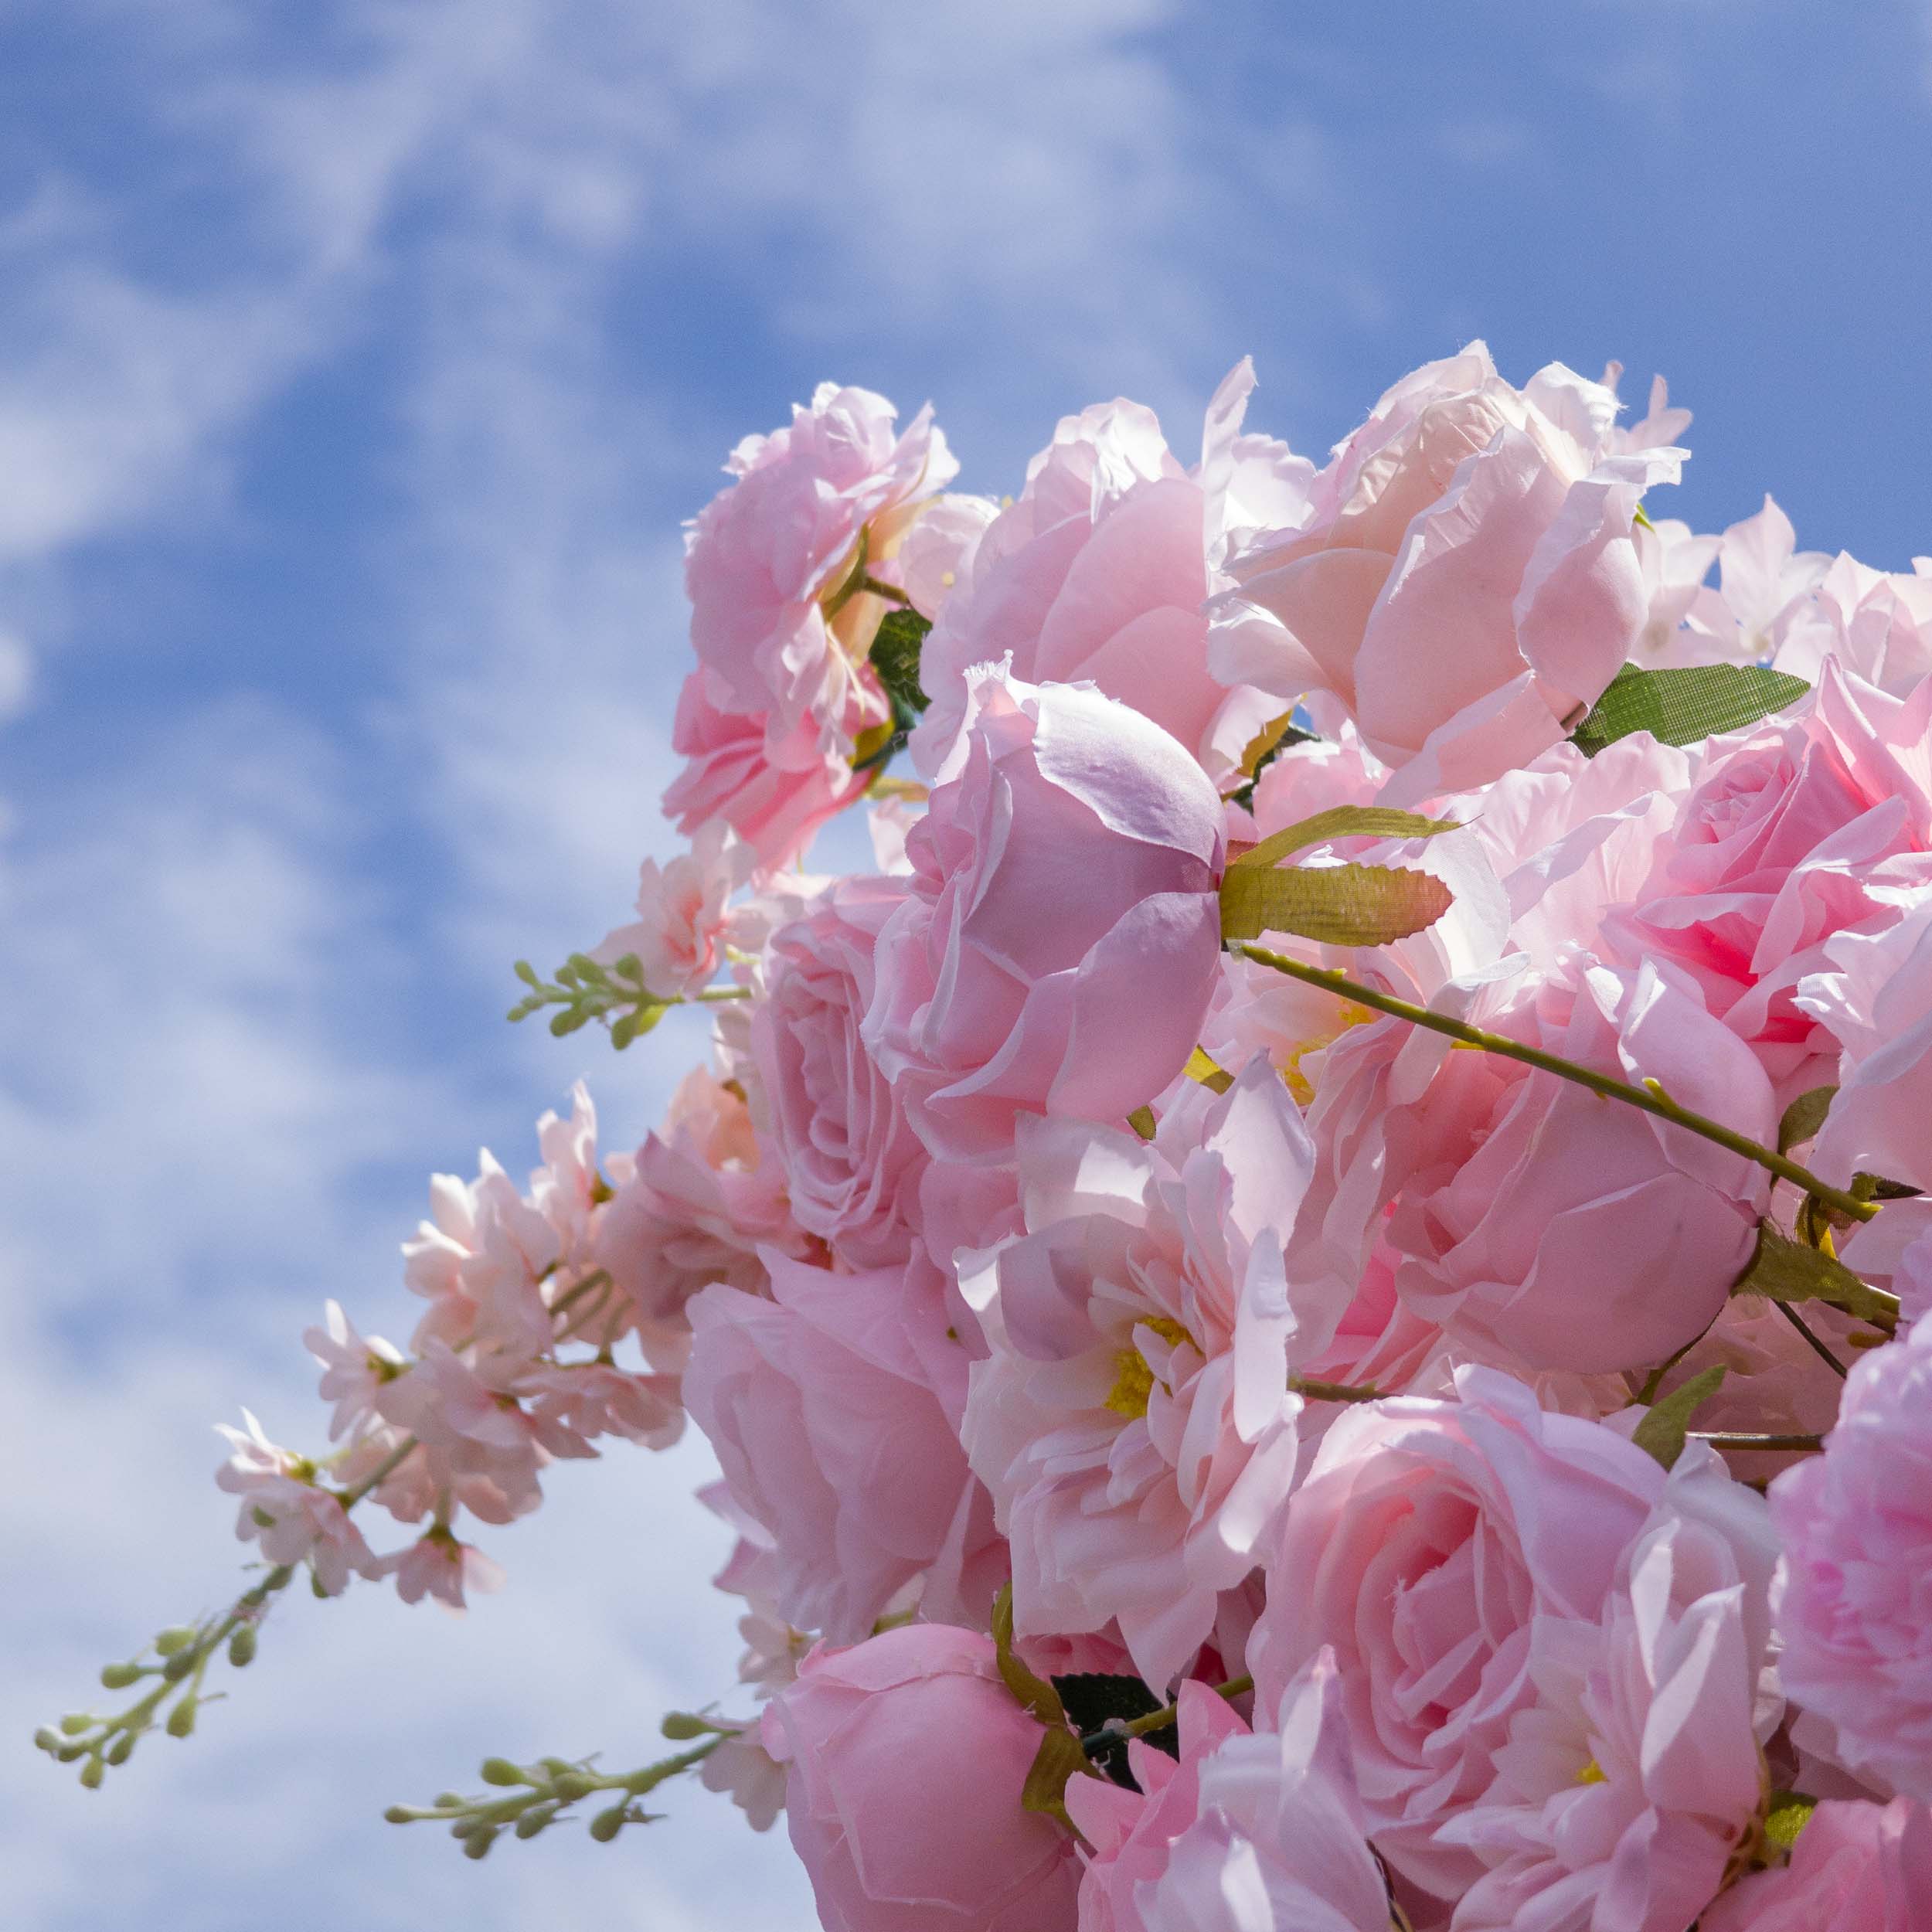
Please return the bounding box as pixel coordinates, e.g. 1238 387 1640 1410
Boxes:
1613 661 1932 1090
1769 1321 1932 1802
1379 960 1774 1375
753 876 928 1269
684 1253 998 1641
1066 1659 1391 1932
1247 1368 1681 1900
1211 345 1681 803
666 383 955 867
958 1059 1327 1689
760 1624 1080 1932
866 667 1225 1165
910 362 1304 785
1444 1507 1774 1931
1701 1798 1932 1932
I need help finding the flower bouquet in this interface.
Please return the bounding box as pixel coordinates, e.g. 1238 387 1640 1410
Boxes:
42 346 1932 1931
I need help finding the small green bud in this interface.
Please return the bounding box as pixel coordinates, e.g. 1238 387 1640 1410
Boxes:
227 1626 257 1668
538 1756 573 1777
588 1804 628 1843
551 1771 596 1801
105 1735 134 1767
55 1742 88 1764
100 1662 144 1690
59 1713 92 1736
162 1651 196 1682
434 1791 465 1810
514 1806 553 1839
383 1805 413 1825
78 1757 104 1790
462 1828 496 1861
659 1711 711 1740
479 1757 525 1787
32 1726 61 1753
154 1626 196 1657
165 1697 198 1740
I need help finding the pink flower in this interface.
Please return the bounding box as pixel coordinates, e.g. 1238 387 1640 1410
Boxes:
866 668 1225 1165
1704 494 1829 663
515 1361 682 1450
1774 552 1932 696
590 820 748 998
752 876 928 1269
666 383 954 868
910 363 1301 784
958 1060 1327 1688
214 1410 378 1597
684 1253 997 1641
699 1724 788 1833
594 1067 809 1369
1247 1368 1684 1900
1211 344 1682 804
760 1623 1081 1932
1628 515 1727 668
376 1526 505 1611
1379 961 1774 1376
898 494 1000 622
1613 662 1932 1090
1702 1798 1932 1932
1444 1508 1773 1931
304 1300 406 1442
1769 1321 1932 1801
1066 1658 1391 1932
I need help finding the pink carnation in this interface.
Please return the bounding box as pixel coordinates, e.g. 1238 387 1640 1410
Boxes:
1769 1321 1932 1801
959 1059 1328 1689
1211 344 1681 803
760 1624 1081 1932
866 667 1224 1165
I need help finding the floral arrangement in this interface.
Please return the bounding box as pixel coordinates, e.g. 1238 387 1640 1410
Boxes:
39 345 1932 1931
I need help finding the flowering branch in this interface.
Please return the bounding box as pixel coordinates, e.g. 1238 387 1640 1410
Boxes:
509 951 750 1048
1234 944 1880 1224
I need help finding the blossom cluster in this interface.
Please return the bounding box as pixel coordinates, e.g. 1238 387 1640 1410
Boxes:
52 354 1932 1930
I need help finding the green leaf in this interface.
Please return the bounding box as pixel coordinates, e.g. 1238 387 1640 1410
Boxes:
992 1585 1070 1729
1053 1672 1170 1787
1778 1086 1837 1154
1231 806 1461 873
1633 1364 1727 1470
1733 1221 1897 1326
1570 662 1811 757
992 1586 1099 1834
869 608 932 717
1220 862 1454 947
1021 1727 1097 1835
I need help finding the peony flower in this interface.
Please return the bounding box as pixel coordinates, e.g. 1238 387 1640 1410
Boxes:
752 875 928 1269
684 1253 998 1641
1066 1657 1392 1932
665 382 954 867
959 1058 1328 1689
760 1623 1081 1932
1442 1505 1774 1931
1210 344 1682 804
1247 1367 1736 1901
910 362 1303 785
1701 1797 1932 1931
1769 1320 1932 1802
866 667 1225 1165
214 1410 378 1597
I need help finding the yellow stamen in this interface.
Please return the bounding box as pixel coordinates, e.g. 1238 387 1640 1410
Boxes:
1284 1004 1377 1106
1104 1317 1194 1421
1574 1760 1607 1786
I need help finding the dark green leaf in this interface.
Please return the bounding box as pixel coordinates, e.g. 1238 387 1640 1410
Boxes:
869 608 932 717
1570 662 1811 757
1733 1221 1897 1326
1231 807 1461 873
1777 1086 1836 1154
1220 863 1454 947
1632 1365 1727 1471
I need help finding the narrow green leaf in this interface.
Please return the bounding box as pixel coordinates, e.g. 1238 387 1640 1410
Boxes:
1633 1364 1727 1470
1778 1086 1837 1154
1231 806 1461 872
1220 863 1454 947
1733 1221 1896 1325
1570 662 1811 757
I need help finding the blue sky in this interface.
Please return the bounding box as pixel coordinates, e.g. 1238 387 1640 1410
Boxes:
5 4 1930 1927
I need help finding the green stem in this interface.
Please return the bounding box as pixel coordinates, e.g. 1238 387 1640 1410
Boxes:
1234 944 1879 1223
1774 1301 1849 1380
1080 1674 1253 1759
337 1437 420 1510
857 572 912 607
1290 1376 1383 1403
693 985 753 1003
1689 1430 1825 1453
